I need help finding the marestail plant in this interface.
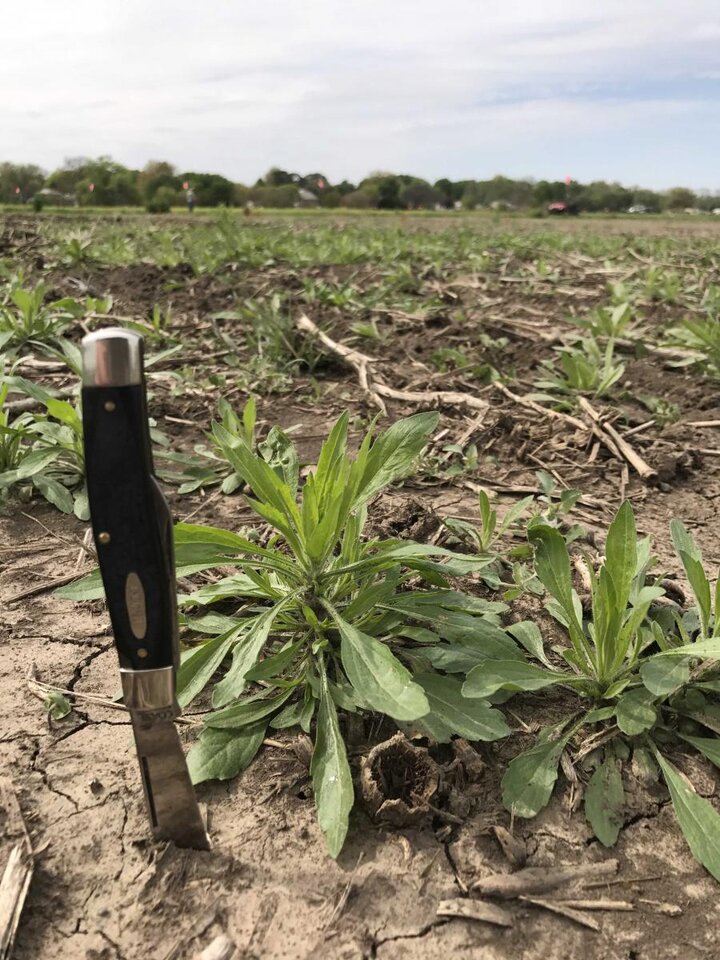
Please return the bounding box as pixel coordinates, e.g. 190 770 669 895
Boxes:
0 375 88 517
534 336 625 399
461 502 720 879
665 317 720 378
60 411 524 856
0 283 84 353
1 370 177 518
159 397 289 495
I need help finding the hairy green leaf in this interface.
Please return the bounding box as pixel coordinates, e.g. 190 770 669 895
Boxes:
205 688 292 729
640 656 690 696
212 602 291 707
34 474 74 513
655 751 720 881
507 620 552 667
244 638 304 682
678 733 720 769
46 691 72 720
413 672 510 742
14 447 62 479
604 501 637 612
657 638 720 659
311 668 353 857
615 687 657 735
357 412 439 504
670 520 712 637
418 643 493 674
54 569 105 601
501 727 570 818
188 721 267 784
528 522 584 643
463 660 568 699
176 628 240 708
333 613 429 721
585 754 624 846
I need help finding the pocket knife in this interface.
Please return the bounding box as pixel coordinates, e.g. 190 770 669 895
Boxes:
82 328 210 850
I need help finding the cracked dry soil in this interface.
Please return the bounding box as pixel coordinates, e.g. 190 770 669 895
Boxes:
2 506 720 960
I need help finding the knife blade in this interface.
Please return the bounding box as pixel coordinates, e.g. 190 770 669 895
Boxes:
81 328 210 850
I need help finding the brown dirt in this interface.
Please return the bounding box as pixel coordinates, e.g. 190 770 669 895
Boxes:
3 212 720 959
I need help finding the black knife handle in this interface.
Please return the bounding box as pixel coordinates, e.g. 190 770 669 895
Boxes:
81 330 178 672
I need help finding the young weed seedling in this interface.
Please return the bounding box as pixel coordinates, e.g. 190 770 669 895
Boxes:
535 337 625 400
61 412 520 856
0 376 87 517
0 283 80 354
462 502 720 879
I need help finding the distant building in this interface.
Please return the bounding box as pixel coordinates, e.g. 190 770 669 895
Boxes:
32 188 76 206
548 201 579 215
296 188 319 208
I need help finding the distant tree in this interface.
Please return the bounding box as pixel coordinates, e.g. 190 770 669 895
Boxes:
476 175 533 207
663 187 697 210
376 176 402 209
264 167 294 186
532 180 567 205
0 163 45 202
47 156 139 205
356 174 405 209
13 157 711 216
179 172 234 206
461 182 481 209
399 180 442 209
107 169 141 205
335 180 356 196
233 184 252 205
250 184 298 207
628 188 660 212
137 161 177 202
695 191 720 212
433 178 462 207
576 181 632 213
318 188 341 208
146 186 177 213
340 189 377 209
301 172 330 192
46 156 91 194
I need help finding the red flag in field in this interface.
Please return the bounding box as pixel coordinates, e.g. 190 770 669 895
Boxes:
183 181 189 190
14 186 20 194
564 174 572 185
317 178 326 189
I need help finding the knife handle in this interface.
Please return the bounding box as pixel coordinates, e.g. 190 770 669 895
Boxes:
81 330 178 672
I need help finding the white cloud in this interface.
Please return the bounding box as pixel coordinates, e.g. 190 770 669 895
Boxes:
3 0 720 187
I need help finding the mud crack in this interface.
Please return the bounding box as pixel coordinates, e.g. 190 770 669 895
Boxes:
67 642 113 691
31 739 80 813
98 930 130 960
371 919 442 956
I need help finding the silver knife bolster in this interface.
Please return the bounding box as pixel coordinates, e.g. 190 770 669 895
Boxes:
82 329 143 387
121 667 180 723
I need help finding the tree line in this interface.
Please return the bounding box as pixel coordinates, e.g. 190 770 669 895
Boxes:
0 157 714 213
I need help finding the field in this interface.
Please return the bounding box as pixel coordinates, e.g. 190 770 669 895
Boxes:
2 210 720 959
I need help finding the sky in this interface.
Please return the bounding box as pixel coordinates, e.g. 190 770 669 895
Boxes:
3 1 720 190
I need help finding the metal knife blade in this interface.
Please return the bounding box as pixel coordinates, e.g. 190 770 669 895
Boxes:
81 328 210 850
122 670 210 850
